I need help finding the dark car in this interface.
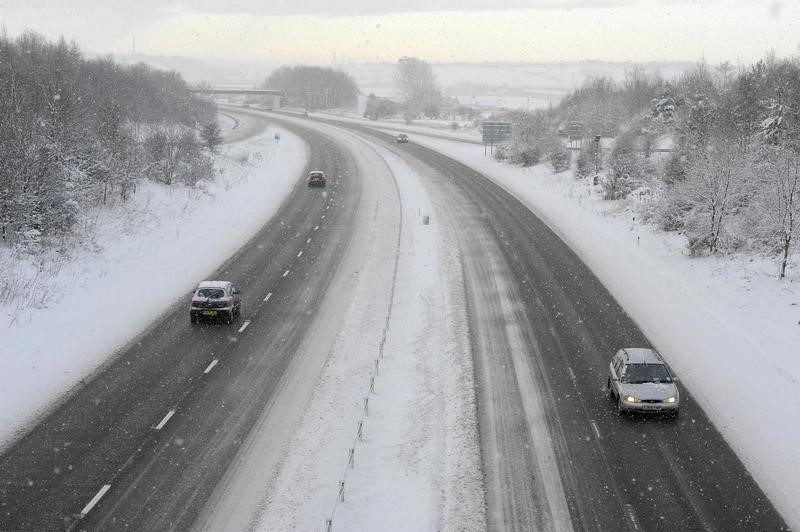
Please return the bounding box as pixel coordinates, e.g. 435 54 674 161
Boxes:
396 133 409 143
307 170 327 187
190 280 241 324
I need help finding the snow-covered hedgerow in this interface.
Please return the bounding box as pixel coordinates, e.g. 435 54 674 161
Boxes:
0 31 216 254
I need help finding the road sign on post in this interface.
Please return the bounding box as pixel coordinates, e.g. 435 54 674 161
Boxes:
482 121 513 155
482 121 513 144
568 121 584 149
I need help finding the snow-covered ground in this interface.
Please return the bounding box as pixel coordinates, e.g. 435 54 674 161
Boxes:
391 131 800 529
0 125 307 448
250 139 485 531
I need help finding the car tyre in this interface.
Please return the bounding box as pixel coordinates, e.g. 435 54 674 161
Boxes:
190 315 198 326
616 398 625 416
607 378 615 399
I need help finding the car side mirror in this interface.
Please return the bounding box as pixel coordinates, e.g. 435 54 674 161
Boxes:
233 289 241 294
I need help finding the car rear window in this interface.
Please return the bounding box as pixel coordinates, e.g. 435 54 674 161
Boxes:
197 288 225 298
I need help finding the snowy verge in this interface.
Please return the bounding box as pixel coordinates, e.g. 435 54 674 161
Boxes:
233 120 485 531
0 126 307 448
396 132 800 529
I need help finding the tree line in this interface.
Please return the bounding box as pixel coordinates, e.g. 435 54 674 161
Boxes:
500 55 800 278
262 65 359 109
0 31 218 249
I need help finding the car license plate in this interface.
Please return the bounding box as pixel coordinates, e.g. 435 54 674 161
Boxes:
202 310 217 316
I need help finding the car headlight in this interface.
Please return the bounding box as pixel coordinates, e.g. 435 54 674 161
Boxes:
624 396 640 403
663 396 677 404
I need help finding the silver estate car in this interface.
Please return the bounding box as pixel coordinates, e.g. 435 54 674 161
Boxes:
607 348 679 417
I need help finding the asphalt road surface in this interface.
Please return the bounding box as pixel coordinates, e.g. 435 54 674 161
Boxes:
322 120 788 532
0 107 789 531
0 113 365 530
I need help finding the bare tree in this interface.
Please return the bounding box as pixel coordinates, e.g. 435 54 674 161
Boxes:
201 122 223 154
394 57 441 122
679 143 752 254
752 146 800 278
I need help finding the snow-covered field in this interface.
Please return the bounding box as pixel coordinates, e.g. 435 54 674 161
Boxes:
0 126 307 448
396 132 800 530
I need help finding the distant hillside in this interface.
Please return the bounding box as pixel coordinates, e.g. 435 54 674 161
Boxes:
342 60 697 109
101 54 698 110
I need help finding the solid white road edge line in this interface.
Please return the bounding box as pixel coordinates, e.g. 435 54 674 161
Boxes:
264 292 273 302
282 270 290 277
79 484 111 518
154 410 176 431
590 421 601 439
567 367 577 384
204 359 219 374
238 320 251 333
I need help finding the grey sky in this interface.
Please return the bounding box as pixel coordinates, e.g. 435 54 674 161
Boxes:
0 1 796 64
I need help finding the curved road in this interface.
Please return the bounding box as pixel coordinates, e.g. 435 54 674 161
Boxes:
0 107 789 531
0 114 368 530
310 118 787 531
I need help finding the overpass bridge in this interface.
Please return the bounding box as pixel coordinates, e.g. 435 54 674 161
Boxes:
189 88 282 96
191 87 283 109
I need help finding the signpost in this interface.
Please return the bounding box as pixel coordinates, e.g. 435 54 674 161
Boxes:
482 121 512 155
568 121 584 149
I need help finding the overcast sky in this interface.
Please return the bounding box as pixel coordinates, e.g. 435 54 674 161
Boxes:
0 1 797 65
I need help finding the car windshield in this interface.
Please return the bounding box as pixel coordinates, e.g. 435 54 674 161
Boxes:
197 288 225 298
622 363 672 384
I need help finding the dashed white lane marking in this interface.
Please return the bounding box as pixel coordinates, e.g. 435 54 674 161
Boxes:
203 359 219 374
314 225 319 231
567 367 577 384
154 410 176 431
238 320 251 333
79 484 111 518
625 504 642 530
326 205 330 210
590 421 601 439
297 251 303 258
321 215 325 220
282 270 290 277
306 237 312 244
264 292 273 302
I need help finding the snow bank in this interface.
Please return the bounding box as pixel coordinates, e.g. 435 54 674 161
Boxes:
403 133 800 529
0 126 307 448
242 119 485 531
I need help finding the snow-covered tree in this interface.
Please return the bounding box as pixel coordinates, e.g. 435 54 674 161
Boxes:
676 143 752 254
751 146 800 278
394 57 442 122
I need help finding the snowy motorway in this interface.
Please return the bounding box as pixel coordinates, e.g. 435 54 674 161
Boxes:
0 107 788 531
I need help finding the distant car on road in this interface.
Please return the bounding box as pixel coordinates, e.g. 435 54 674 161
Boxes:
190 280 241 325
607 348 679 417
396 133 409 143
301 111 309 118
307 170 327 187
